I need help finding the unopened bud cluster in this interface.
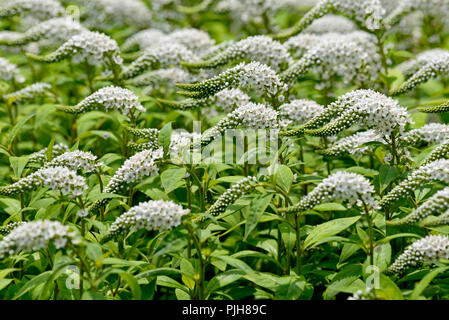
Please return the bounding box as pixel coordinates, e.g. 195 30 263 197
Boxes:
177 61 287 99
208 176 258 215
28 143 69 163
322 130 383 158
389 187 449 225
380 159 449 207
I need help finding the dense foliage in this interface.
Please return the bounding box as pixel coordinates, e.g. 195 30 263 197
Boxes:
1 0 449 300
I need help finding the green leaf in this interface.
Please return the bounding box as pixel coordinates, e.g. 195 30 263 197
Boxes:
324 276 365 300
9 155 29 178
46 136 55 162
206 270 244 295
373 243 392 272
374 274 403 300
7 112 36 149
212 255 255 275
279 222 296 253
119 272 141 300
13 271 52 299
0 279 13 291
180 258 196 291
161 167 186 193
313 202 347 212
158 122 172 156
274 276 310 300
304 216 360 250
244 194 273 239
378 165 400 193
276 165 293 192
136 268 182 279
409 267 449 300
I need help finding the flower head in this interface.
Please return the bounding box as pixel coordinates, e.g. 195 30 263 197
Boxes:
380 159 449 207
59 86 145 117
387 234 449 275
183 35 292 71
0 57 24 83
0 220 78 259
104 200 189 241
280 171 378 213
0 166 87 198
177 61 287 99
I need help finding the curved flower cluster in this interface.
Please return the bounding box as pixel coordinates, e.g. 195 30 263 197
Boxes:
0 222 25 236
386 235 449 275
59 86 145 117
214 88 252 113
0 220 78 259
201 103 280 146
4 82 51 103
158 88 251 112
304 90 412 138
385 0 449 27
389 187 449 225
402 123 449 145
177 62 287 99
274 0 385 39
45 151 102 173
280 171 377 213
392 50 449 95
0 166 87 198
28 143 69 163
182 36 292 71
0 0 64 23
380 159 449 207
121 29 167 52
166 29 215 55
322 130 383 158
0 57 24 83
215 0 280 30
104 148 163 194
88 148 163 212
121 43 196 79
281 32 382 87
304 14 357 34
278 99 324 126
207 176 258 215
27 31 122 67
122 28 214 54
200 41 235 61
73 0 152 30
397 49 449 77
127 68 195 91
0 17 86 46
103 200 189 241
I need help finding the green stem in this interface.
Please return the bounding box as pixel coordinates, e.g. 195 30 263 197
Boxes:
185 221 205 300
295 213 303 275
